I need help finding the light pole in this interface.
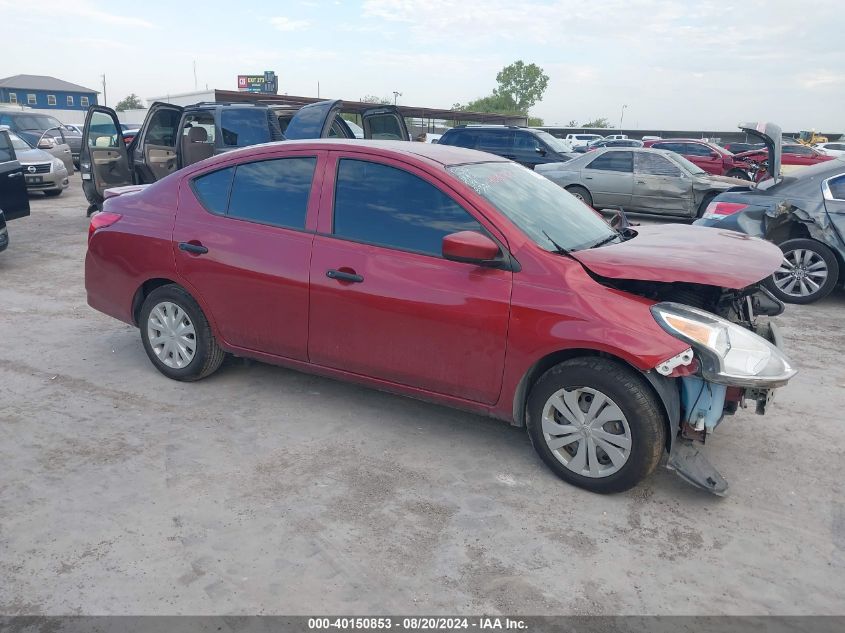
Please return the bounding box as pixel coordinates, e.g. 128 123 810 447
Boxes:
393 91 402 105
620 104 628 132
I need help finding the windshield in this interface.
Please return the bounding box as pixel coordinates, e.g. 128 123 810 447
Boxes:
13 115 63 131
668 153 707 175
8 132 32 151
449 162 617 253
534 130 573 153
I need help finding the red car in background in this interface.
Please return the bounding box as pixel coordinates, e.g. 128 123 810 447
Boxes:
733 143 833 178
643 138 753 180
84 117 796 496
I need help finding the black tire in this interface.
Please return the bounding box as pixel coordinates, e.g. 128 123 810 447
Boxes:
526 357 666 494
726 169 750 181
566 185 593 207
139 284 225 381
763 238 839 304
696 192 717 219
43 189 63 197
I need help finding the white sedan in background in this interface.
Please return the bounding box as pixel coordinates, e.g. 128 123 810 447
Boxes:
814 141 845 157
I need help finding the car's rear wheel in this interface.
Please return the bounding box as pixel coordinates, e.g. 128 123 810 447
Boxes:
566 185 593 207
526 357 666 494
765 238 839 304
139 285 225 381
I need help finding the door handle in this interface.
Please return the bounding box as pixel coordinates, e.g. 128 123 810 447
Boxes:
178 241 208 255
636 180 646 184
8 172 22 179
584 176 593 180
326 269 363 283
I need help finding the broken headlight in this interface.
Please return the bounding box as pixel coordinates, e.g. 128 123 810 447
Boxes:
650 302 796 388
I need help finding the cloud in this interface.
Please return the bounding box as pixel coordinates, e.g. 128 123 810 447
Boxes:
270 16 311 31
0 0 154 27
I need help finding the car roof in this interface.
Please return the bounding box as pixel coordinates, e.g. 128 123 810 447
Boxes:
194 139 510 170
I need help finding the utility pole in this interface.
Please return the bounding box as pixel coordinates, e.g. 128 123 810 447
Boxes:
193 61 198 91
317 81 320 98
393 91 402 105
101 74 107 107
620 104 628 132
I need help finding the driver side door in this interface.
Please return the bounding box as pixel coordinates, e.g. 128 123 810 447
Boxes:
81 106 132 200
0 130 30 221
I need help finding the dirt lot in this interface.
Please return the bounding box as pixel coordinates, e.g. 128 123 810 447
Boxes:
1 175 844 615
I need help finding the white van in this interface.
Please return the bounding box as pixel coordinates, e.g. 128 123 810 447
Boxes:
564 133 603 148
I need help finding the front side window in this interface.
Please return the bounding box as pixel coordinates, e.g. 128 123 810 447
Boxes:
145 108 181 146
586 151 633 173
81 96 90 107
27 94 36 104
9 93 17 104
449 162 616 253
333 159 482 256
228 157 316 229
653 142 684 154
220 108 273 147
474 130 512 154
0 132 13 162
783 145 813 156
87 111 120 148
635 153 682 177
683 143 713 157
513 132 541 152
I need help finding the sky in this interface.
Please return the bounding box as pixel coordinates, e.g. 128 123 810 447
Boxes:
2 0 843 131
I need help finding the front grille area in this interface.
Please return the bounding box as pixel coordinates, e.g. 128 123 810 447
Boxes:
25 163 52 174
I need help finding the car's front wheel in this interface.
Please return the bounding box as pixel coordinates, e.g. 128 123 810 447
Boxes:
765 238 839 304
526 357 666 493
139 285 225 381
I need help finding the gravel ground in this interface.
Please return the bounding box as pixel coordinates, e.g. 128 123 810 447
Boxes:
1 175 843 615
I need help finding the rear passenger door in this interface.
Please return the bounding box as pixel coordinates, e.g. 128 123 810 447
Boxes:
632 152 691 216
0 130 29 221
133 102 183 182
822 173 845 244
173 151 324 360
581 151 633 207
684 142 722 174
81 106 133 198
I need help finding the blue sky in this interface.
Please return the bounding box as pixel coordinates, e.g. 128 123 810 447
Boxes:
2 0 843 131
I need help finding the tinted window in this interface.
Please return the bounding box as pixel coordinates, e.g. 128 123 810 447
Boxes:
439 129 472 147
192 167 234 214
145 108 180 146
333 159 482 256
635 153 682 177
654 142 685 154
227 158 316 229
683 143 714 157
366 114 405 140
586 151 633 173
827 175 845 200
783 145 813 156
513 132 541 152
475 130 512 154
0 132 13 162
221 109 272 147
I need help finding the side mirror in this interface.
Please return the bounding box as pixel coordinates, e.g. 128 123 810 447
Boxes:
37 138 56 149
442 231 500 265
710 152 720 159
535 146 547 156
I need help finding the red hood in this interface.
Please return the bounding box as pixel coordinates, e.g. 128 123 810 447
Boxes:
571 224 782 289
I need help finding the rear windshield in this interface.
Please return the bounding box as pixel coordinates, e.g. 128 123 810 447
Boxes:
220 109 272 147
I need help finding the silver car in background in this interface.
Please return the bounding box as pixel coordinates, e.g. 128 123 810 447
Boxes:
5 129 69 197
535 147 750 219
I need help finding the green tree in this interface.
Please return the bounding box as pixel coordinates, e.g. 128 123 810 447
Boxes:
528 116 544 126
360 94 392 105
582 117 611 128
115 93 144 111
494 60 549 113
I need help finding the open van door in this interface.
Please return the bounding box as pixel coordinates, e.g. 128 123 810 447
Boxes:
362 106 409 141
132 102 183 183
0 129 30 221
284 100 344 140
81 106 132 206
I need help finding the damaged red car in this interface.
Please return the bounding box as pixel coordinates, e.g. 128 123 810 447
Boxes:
85 134 796 496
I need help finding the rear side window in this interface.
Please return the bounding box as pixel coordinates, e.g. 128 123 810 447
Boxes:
586 151 633 173
333 159 482 256
191 158 316 229
653 142 684 154
221 109 273 147
783 145 813 156
192 167 234 214
227 157 317 229
683 143 712 157
635 153 682 177
826 175 845 200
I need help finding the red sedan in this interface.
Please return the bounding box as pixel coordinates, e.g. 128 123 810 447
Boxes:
86 140 795 495
733 143 833 177
643 138 753 179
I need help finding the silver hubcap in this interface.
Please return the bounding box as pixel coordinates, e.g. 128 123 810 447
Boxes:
147 301 197 369
571 191 585 201
772 249 828 298
542 387 632 478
